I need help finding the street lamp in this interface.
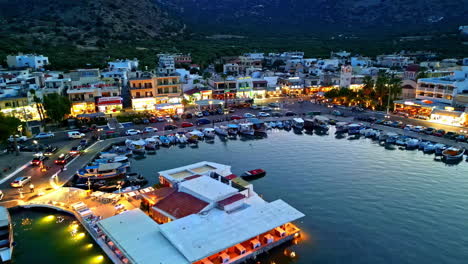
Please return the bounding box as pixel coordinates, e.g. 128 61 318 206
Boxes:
87 177 91 192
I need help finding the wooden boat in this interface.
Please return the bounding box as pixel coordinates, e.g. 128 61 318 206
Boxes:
241 169 266 179
442 147 465 161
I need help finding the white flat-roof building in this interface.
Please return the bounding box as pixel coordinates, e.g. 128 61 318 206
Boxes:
158 161 232 186
179 175 238 203
7 53 49 69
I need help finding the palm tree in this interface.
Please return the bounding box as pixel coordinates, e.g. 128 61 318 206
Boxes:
29 89 45 123
374 73 389 108
388 76 403 103
362 76 374 96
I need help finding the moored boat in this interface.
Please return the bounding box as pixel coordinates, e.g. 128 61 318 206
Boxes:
347 123 362 135
77 162 127 179
214 126 228 136
442 147 465 161
405 138 420 150
125 139 146 154
203 128 216 138
434 144 447 156
335 122 348 134
159 135 171 146
241 169 266 179
239 123 255 135
312 116 329 131
227 124 239 135
292 118 305 129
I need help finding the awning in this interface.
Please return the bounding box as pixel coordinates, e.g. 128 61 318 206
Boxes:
195 99 224 106
98 97 123 105
77 112 105 118
431 109 464 118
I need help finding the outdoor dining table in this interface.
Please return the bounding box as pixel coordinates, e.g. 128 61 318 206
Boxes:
91 191 105 198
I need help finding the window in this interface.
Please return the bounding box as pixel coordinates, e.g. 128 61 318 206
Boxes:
136 92 140 98
113 93 117 96
145 92 153 97
172 87 178 93
132 83 136 88
88 94 94 99
164 87 169 94
157 88 163 94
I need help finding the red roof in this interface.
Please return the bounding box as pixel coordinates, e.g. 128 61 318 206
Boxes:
225 174 238 180
154 192 208 219
141 187 175 204
218 193 245 207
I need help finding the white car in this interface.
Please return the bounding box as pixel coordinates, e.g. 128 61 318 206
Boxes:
8 135 28 142
251 105 260 110
404 125 414 131
243 113 256 118
125 129 141 136
10 176 32 188
258 112 270 117
34 132 54 139
260 106 272 112
143 127 157 133
195 112 204 118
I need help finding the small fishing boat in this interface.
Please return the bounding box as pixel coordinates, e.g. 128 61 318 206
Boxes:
313 116 330 131
214 126 228 136
249 118 267 133
125 139 146 154
269 121 277 128
405 138 420 150
239 123 255 135
0 206 13 263
151 136 162 146
159 135 171 146
347 123 362 135
203 128 216 138
167 134 178 144
241 169 266 179
304 119 314 130
144 137 158 150
227 124 239 135
190 130 205 138
364 129 379 139
176 133 188 144
94 155 130 168
77 162 127 179
335 122 348 134
385 133 399 145
423 143 436 154
283 120 292 130
434 144 447 156
292 118 305 129
275 121 284 129
442 147 465 162
185 132 198 143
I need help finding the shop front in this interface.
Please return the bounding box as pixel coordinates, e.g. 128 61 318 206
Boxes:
132 97 156 111
393 99 441 118
71 102 96 115
0 104 42 121
97 96 123 114
155 103 184 115
195 99 225 111
430 109 466 127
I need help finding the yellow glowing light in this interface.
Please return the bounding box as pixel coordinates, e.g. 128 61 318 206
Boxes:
91 255 104 263
85 243 93 249
75 232 86 240
69 223 79 231
290 251 296 258
41 215 55 223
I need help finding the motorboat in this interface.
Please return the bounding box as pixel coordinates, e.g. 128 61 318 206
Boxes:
125 139 146 154
239 123 255 135
185 132 198 143
405 138 420 150
159 135 171 146
151 136 162 146
214 126 228 136
379 131 397 142
292 118 305 129
283 120 292 130
203 128 216 138
241 169 266 179
418 141 429 150
0 206 13 263
395 136 408 146
77 162 127 179
275 121 284 129
167 134 178 144
248 118 266 133
423 143 436 154
176 134 188 144
385 133 399 144
335 122 348 134
102 146 132 156
269 121 277 128
94 155 130 168
364 129 380 139
304 119 314 130
347 123 362 135
313 116 330 131
226 124 239 135
434 144 447 156
442 147 465 162
144 137 158 150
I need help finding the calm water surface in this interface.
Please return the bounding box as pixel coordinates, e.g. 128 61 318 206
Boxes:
14 127 468 264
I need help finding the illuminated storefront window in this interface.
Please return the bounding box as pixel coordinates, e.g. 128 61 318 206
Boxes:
71 102 96 115
132 98 156 111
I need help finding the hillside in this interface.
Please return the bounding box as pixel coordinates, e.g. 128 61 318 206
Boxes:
156 0 467 36
0 0 184 46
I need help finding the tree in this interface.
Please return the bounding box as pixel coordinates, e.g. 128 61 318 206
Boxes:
362 76 374 96
375 73 389 108
42 93 71 123
0 113 22 155
29 89 45 123
388 76 403 102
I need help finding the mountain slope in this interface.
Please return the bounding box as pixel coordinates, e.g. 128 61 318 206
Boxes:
156 0 468 35
0 0 184 45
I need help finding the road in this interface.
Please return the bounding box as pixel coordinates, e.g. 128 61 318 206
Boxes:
1 98 466 201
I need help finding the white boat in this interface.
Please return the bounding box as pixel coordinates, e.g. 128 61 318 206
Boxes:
395 136 408 146
239 123 255 135
385 133 399 144
434 144 447 156
364 129 379 138
405 138 420 150
292 118 305 129
335 122 348 133
0 207 13 263
275 121 284 129
442 147 465 161
226 124 239 135
176 134 188 144
125 139 146 154
347 123 362 135
203 128 216 138
214 126 228 136
77 162 127 179
189 130 204 138
151 136 162 146
269 121 277 128
144 137 158 149
423 143 436 153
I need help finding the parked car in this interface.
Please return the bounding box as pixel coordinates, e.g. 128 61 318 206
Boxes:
383 121 393 126
79 139 88 147
164 125 178 131
181 122 194 128
424 127 435 135
10 176 31 188
69 145 83 155
271 112 283 117
67 131 86 139
412 126 426 133
8 135 28 143
171 115 180 121
31 154 48 166
243 113 256 118
251 105 260 110
156 116 166 122
230 115 242 120
415 115 430 120
196 118 211 125
55 153 72 165
79 126 94 133
125 129 141 136
443 131 457 139
260 106 272 112
44 145 58 156
195 112 204 118
227 108 235 113
202 110 210 116
258 112 270 117
456 135 467 142
390 121 403 128
404 125 414 131
34 132 54 139
143 127 157 133
182 113 193 119
285 111 297 116
268 103 280 108
433 129 446 137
